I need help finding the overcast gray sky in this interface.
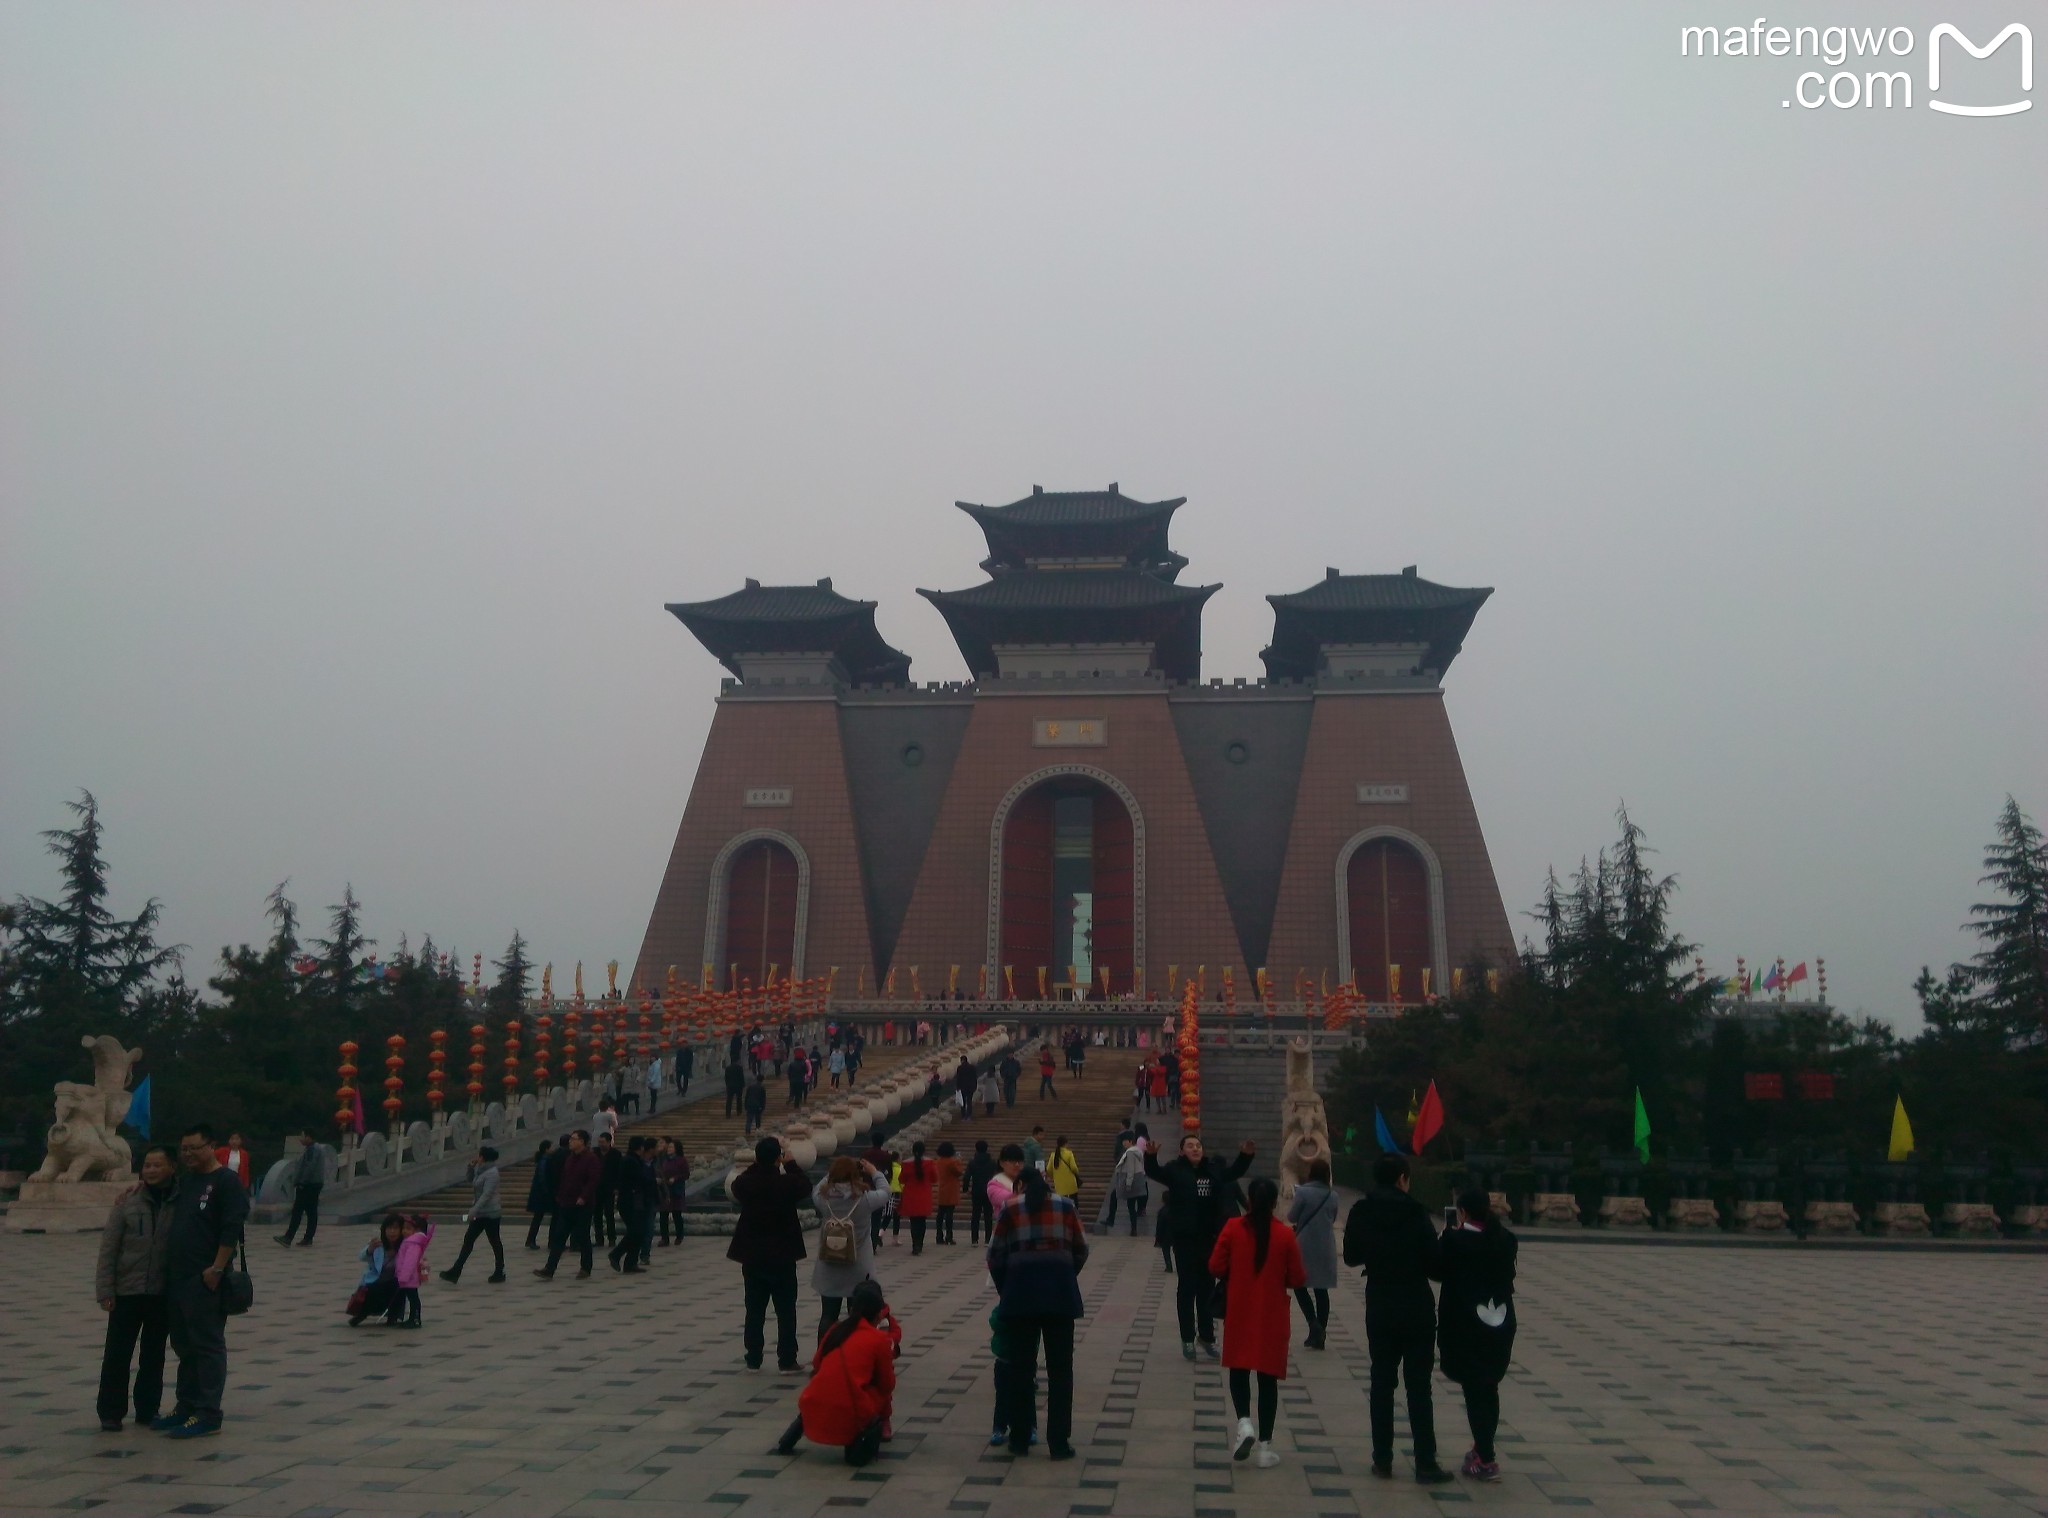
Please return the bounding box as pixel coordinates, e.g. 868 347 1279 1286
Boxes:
4 3 2043 1022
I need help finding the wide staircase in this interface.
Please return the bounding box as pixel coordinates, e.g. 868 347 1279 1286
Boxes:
405 1039 949 1222
959 1044 1151 1227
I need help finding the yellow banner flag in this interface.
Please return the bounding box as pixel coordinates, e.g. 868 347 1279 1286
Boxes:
1887 1095 1915 1162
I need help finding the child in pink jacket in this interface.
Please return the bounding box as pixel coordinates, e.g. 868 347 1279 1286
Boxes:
388 1214 435 1329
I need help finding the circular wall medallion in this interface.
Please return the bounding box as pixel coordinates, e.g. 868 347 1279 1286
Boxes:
1224 741 1250 766
902 742 925 768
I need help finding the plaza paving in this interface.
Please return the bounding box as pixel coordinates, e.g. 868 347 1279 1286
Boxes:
2 1222 2044 1518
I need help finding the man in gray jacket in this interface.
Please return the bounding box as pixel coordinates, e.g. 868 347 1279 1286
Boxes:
96 1144 178 1431
438 1146 506 1284
275 1129 332 1247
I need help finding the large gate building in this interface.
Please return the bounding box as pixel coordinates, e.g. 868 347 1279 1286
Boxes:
632 486 1514 1001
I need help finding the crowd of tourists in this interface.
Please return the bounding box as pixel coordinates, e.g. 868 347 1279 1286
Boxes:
89 1036 1517 1487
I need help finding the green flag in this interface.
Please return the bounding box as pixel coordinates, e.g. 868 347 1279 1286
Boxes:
1632 1087 1651 1161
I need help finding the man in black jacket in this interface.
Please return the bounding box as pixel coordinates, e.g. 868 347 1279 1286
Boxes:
1143 1134 1255 1358
159 1124 249 1439
964 1139 1000 1244
724 1057 747 1118
726 1137 810 1372
998 1051 1022 1108
1342 1153 1450 1484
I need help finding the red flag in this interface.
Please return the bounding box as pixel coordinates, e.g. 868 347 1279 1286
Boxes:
1411 1079 1446 1153
1786 962 1809 984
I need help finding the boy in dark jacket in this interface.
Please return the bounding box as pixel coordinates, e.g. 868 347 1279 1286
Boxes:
1341 1153 1450 1484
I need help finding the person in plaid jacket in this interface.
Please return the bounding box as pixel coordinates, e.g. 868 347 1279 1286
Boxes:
985 1147 1088 1460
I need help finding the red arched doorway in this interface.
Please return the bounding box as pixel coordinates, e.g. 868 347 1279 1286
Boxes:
724 837 799 990
1347 837 1431 1001
999 777 1134 997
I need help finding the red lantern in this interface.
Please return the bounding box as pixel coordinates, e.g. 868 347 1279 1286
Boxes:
382 1034 406 1125
336 1040 360 1134
467 1022 487 1105
426 1029 448 1111
503 1017 522 1098
532 1014 552 1087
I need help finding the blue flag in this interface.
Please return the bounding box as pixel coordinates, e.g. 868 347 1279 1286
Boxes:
127 1076 152 1140
1373 1105 1403 1156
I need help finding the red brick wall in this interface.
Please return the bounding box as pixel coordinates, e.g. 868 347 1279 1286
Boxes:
1264 691 1514 989
631 696 876 994
888 691 1248 998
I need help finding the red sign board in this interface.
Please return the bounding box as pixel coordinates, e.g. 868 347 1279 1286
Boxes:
1743 1072 1784 1101
1795 1070 1836 1101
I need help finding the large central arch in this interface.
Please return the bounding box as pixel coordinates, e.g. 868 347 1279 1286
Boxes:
985 764 1145 998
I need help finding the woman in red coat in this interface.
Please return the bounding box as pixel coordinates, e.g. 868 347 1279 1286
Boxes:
783 1281 897 1465
896 1141 936 1255
1208 1176 1305 1468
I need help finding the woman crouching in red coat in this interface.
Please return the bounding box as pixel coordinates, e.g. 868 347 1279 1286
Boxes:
775 1280 898 1465
1209 1176 1306 1468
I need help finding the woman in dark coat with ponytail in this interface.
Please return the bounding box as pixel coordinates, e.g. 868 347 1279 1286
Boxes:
1437 1189 1517 1483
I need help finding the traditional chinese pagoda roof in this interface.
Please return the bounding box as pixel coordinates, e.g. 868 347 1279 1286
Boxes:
1260 566 1492 680
667 577 911 684
918 570 1218 681
956 484 1188 577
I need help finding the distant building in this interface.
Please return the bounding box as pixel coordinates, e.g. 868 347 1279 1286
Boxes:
632 485 1513 1000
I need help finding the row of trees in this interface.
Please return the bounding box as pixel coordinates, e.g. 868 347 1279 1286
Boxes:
6 790 2043 1169
0 793 543 1159
1327 799 2048 1162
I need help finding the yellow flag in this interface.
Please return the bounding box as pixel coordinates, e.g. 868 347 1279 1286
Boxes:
1887 1095 1915 1162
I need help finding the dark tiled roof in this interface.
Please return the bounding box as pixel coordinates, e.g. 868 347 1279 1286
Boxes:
1261 569 1492 681
919 570 1217 611
666 577 910 683
1266 570 1492 613
956 486 1185 528
666 578 875 623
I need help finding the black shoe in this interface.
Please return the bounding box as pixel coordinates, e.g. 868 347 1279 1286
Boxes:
486 1273 507 1283
273 1234 292 1247
1370 1462 1393 1479
533 1269 554 1279
297 1239 314 1247
100 1419 122 1432
438 1269 459 1284
1416 1465 1454 1486
777 1362 801 1374
1047 1442 1076 1461
609 1255 623 1272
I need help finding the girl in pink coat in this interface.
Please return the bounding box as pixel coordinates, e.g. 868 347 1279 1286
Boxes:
389 1214 435 1329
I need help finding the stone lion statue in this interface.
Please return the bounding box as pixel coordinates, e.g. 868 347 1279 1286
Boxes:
1277 1036 1330 1209
29 1035 142 1184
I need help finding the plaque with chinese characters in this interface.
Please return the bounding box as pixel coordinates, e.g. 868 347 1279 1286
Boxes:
744 787 793 807
1032 718 1108 748
1356 783 1409 804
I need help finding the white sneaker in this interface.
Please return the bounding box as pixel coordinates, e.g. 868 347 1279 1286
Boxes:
1255 1441 1281 1469
1233 1417 1256 1461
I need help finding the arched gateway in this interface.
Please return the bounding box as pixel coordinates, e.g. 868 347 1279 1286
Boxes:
986 766 1143 998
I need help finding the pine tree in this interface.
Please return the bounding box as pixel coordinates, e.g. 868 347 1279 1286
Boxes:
1 791 182 1018
487 931 533 1015
1966 797 2048 1047
311 886 373 1008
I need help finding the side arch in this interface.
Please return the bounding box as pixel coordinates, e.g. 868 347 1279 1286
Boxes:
1334 825 1448 995
703 828 812 986
985 765 1146 993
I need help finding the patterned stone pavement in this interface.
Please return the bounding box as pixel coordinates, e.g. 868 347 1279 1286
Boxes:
3 1223 2044 1518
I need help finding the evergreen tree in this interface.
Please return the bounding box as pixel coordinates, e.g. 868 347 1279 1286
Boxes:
1966 797 2048 1047
311 885 373 1012
0 793 184 1141
487 931 533 1016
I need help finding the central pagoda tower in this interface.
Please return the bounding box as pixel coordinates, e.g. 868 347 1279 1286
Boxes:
919 484 1219 681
